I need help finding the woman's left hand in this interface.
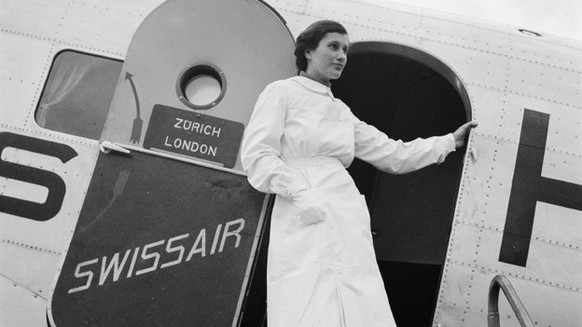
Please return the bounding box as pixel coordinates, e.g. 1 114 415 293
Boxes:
453 121 479 148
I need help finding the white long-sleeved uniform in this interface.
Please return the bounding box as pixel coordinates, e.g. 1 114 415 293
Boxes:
241 76 455 327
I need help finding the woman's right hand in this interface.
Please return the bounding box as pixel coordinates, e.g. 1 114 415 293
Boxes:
292 189 326 226
453 121 478 148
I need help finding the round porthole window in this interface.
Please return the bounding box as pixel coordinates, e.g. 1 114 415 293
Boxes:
177 64 226 110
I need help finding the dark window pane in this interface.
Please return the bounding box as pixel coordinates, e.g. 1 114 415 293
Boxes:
36 51 122 140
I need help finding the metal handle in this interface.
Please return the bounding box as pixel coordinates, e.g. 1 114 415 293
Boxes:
488 275 534 327
100 141 131 154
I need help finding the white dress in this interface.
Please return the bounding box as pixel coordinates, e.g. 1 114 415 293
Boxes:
240 76 455 327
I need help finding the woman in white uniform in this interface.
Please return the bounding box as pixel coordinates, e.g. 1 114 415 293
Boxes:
240 20 477 327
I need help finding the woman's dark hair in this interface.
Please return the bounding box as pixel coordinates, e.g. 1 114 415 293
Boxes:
294 20 348 72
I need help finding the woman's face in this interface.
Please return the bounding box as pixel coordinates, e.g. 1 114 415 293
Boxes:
305 32 349 85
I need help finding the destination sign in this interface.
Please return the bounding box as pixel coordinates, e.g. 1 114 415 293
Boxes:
143 104 244 168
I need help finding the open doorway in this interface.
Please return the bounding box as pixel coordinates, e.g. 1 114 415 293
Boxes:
332 42 470 327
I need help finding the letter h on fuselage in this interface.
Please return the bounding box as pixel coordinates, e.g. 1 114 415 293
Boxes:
499 109 582 267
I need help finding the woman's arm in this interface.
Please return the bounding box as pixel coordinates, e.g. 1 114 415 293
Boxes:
352 113 474 174
241 83 308 198
240 83 325 225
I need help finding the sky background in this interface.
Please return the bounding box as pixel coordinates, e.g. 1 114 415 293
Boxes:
396 0 582 42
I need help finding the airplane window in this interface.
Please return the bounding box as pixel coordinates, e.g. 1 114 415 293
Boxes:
35 50 122 140
185 74 221 106
177 64 226 110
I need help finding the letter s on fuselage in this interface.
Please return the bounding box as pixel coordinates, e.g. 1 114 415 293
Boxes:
0 132 78 221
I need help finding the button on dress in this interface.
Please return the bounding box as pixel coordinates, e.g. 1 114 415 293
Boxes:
241 76 455 327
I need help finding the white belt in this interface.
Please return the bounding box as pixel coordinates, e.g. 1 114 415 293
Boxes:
285 156 344 169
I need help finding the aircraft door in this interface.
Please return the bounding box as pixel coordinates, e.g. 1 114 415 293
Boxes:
333 42 469 327
49 0 295 326
100 0 295 172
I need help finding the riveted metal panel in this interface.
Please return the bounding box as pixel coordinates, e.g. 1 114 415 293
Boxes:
0 276 49 326
0 0 68 39
0 34 53 129
543 113 582 186
267 0 307 15
501 97 582 161
454 134 515 230
0 236 62 296
507 57 582 109
347 26 419 47
420 41 509 92
0 131 99 323
542 147 582 186
504 276 582 327
434 263 486 326
461 87 511 139
417 10 511 55
437 105 582 326
435 262 582 327
307 0 425 39
288 11 419 48
508 31 582 73
448 222 580 293
532 203 582 251
57 0 163 57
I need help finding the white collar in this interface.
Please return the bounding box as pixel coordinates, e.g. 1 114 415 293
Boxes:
292 75 336 99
